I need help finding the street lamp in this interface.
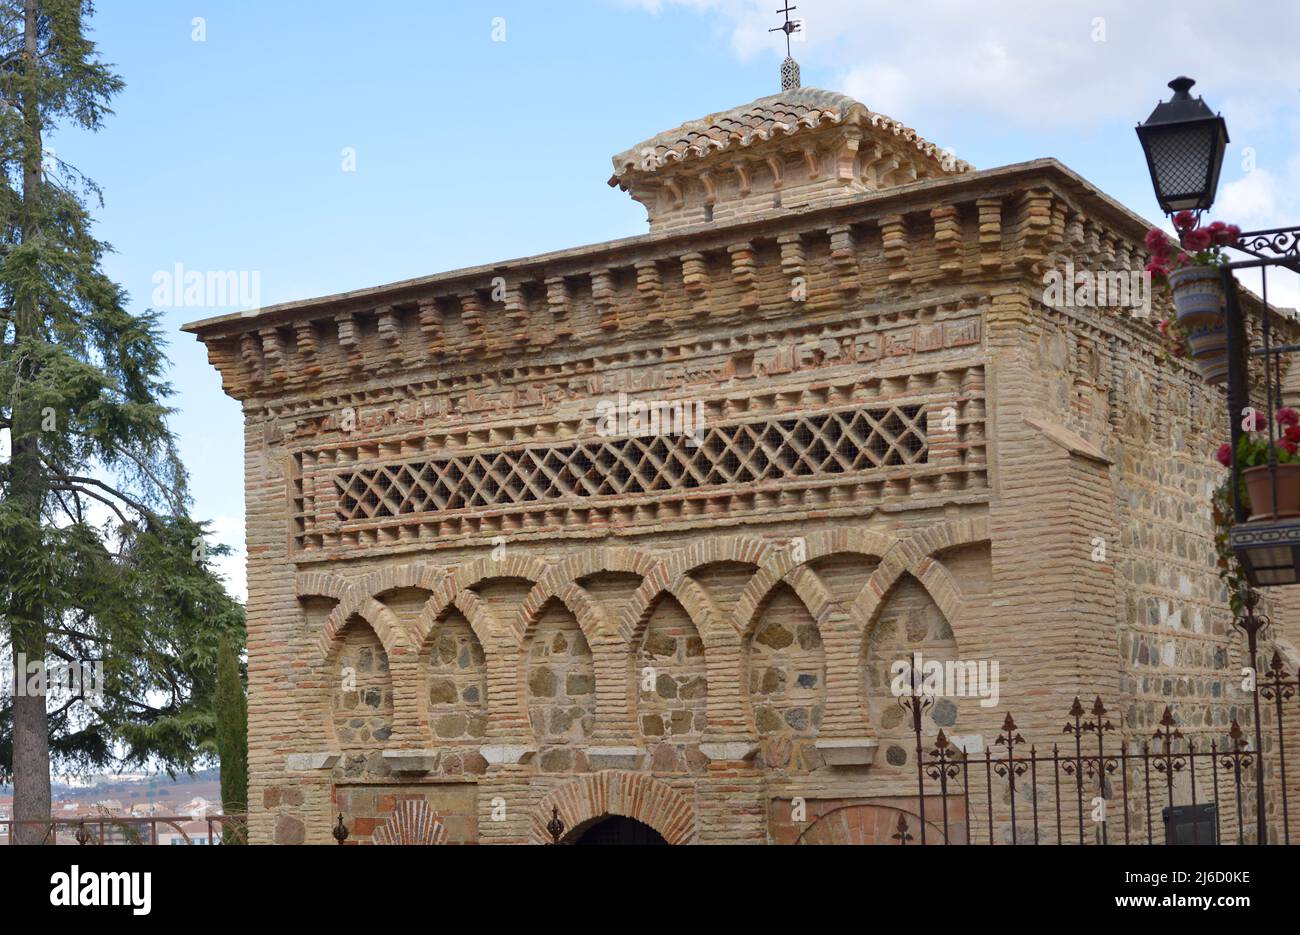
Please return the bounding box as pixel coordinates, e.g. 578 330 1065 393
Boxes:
1135 76 1229 214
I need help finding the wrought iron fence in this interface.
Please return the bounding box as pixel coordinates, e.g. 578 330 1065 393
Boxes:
0 813 248 845
891 653 1300 845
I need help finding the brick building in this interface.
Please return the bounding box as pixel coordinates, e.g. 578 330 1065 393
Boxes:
184 75 1296 844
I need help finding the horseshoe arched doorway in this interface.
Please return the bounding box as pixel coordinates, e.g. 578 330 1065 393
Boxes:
569 815 668 845
531 770 697 844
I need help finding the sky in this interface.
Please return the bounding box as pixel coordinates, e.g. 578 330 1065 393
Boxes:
56 0 1300 601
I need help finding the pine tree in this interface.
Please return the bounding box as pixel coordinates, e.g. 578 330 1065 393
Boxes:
0 0 244 842
214 633 247 825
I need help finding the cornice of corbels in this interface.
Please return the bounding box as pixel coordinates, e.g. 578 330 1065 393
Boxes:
727 242 759 310
976 197 1004 272
417 297 445 357
800 144 820 179
501 281 529 344
334 312 365 371
591 268 618 331
698 171 718 206
1083 219 1104 263
777 232 804 281
259 327 287 383
293 320 322 377
662 176 685 211
826 224 861 294
878 214 911 283
1064 210 1086 249
835 128 863 183
764 154 784 190
457 291 486 354
930 205 963 279
1015 188 1053 271
375 305 403 365
866 147 901 189
239 332 264 387
732 159 752 197
544 275 574 340
679 251 710 317
1098 231 1118 267
1114 238 1135 275
635 259 665 326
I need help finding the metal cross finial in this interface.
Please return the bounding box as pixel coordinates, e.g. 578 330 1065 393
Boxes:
769 3 802 89
769 3 800 55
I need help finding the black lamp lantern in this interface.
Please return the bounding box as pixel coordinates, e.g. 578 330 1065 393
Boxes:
1135 76 1229 214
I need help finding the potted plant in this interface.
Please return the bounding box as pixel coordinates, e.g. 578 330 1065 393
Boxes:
1146 212 1241 383
1216 407 1300 520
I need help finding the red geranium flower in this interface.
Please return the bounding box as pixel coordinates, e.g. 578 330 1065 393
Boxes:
1280 439 1298 456
1224 224 1242 245
1278 407 1300 427
1173 210 1197 232
1183 228 1213 251
1248 411 1268 431
1216 442 1233 467
1284 425 1300 443
1145 228 1172 256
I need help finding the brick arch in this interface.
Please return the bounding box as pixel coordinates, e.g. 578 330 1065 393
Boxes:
354 563 445 605
622 573 731 646
734 529 900 638
532 546 666 596
532 771 697 845
662 535 776 584
519 545 666 646
413 590 499 654
296 571 353 604
518 580 613 646
850 517 987 640
415 554 550 649
319 595 409 661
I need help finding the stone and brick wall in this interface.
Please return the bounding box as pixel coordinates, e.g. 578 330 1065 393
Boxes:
186 89 1298 843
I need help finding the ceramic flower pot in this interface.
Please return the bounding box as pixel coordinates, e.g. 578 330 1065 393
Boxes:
1243 463 1300 520
1168 264 1227 363
1193 352 1229 385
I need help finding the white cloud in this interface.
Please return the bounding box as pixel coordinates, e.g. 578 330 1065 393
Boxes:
622 0 1300 130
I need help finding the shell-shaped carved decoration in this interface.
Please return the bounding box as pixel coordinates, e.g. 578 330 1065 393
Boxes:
373 799 447 846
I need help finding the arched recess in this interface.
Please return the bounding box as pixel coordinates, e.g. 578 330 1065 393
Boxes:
422 608 488 743
635 594 709 773
525 547 664 613
735 529 899 637
850 517 988 636
329 614 394 780
525 598 596 768
746 581 826 772
417 555 550 648
862 573 963 772
532 771 697 844
318 596 409 661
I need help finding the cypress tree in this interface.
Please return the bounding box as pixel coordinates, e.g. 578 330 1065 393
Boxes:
0 0 243 841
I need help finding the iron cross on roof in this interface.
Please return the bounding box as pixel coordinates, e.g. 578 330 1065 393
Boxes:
769 2 801 57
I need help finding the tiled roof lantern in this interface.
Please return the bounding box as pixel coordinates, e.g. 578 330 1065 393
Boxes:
609 88 973 232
